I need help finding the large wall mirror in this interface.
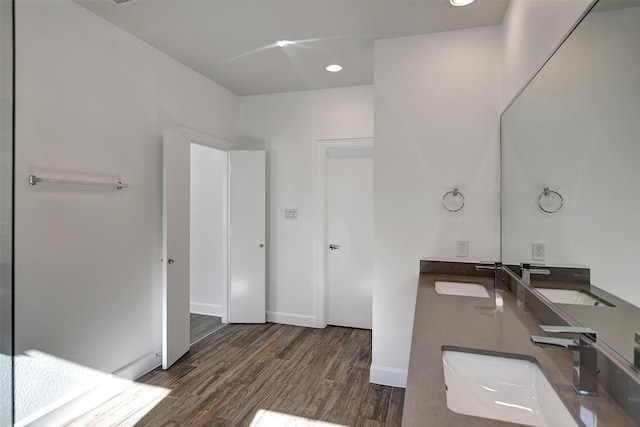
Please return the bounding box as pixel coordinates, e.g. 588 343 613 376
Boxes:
502 0 640 368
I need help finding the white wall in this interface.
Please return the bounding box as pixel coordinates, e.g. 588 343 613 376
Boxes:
190 144 227 317
372 26 502 387
238 85 373 327
502 0 593 108
502 6 640 308
14 0 239 422
0 0 12 424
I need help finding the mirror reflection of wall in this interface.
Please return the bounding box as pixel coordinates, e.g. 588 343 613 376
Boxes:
502 2 640 308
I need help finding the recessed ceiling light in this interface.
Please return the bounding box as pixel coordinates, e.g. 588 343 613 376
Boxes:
450 0 474 6
276 40 294 47
325 64 343 73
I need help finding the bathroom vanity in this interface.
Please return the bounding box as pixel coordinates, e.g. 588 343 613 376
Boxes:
402 261 638 426
403 0 640 424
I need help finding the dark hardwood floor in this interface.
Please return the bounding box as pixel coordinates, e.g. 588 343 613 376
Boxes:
66 323 404 427
190 313 223 344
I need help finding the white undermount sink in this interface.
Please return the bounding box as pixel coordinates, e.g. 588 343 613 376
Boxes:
442 348 578 427
536 288 612 307
435 281 490 298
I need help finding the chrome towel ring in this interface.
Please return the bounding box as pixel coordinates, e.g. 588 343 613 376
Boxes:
538 187 563 213
442 188 465 212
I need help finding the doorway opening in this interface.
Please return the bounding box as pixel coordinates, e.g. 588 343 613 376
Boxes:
190 142 228 344
316 139 373 330
163 128 266 367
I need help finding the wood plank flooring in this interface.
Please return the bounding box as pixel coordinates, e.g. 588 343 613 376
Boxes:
190 314 223 344
67 323 404 427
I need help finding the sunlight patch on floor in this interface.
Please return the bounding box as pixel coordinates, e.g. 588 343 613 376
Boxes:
250 409 348 427
13 350 169 427
84 381 171 426
63 379 171 427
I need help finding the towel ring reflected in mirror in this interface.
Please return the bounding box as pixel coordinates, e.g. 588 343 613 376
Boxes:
538 187 563 213
442 188 465 212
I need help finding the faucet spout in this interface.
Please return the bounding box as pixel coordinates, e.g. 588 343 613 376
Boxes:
530 335 575 349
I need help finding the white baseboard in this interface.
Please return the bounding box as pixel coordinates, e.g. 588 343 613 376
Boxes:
266 311 317 328
113 349 162 381
21 351 161 427
190 302 222 317
369 365 407 388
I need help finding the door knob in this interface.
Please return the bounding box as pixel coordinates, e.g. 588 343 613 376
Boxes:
168 258 175 264
329 244 341 250
259 243 264 248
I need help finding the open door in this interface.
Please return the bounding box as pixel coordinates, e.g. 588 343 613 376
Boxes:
229 150 266 323
162 130 191 369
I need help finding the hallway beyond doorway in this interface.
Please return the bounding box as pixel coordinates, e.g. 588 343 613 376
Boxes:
190 313 224 344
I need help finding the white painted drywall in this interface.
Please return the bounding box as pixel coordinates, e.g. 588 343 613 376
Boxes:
372 26 502 387
14 0 239 422
190 144 227 317
238 85 373 327
502 6 640 308
502 0 593 108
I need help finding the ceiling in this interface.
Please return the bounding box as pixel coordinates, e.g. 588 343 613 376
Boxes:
76 0 510 96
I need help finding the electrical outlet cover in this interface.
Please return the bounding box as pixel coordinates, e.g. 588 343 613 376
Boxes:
456 240 469 257
532 243 545 261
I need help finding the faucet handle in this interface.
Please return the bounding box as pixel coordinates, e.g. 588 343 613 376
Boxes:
540 325 596 342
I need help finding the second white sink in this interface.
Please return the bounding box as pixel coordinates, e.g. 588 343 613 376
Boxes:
536 288 612 307
435 281 490 298
442 348 578 426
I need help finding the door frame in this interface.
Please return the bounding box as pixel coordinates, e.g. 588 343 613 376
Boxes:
315 138 373 328
179 126 233 323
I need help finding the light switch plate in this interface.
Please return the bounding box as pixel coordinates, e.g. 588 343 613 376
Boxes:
284 209 298 219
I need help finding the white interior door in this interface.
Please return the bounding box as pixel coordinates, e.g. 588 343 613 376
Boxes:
327 150 373 329
229 150 266 323
162 130 191 369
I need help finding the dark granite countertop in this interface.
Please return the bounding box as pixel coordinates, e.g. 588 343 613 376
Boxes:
402 272 637 427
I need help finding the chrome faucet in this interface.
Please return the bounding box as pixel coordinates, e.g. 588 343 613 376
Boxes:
475 262 504 290
520 262 550 284
531 325 598 396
